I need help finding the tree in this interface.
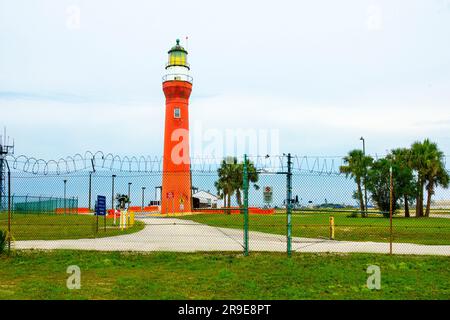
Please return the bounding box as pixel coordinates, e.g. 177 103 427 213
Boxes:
409 139 449 217
215 158 238 209
424 159 449 217
215 157 259 209
115 194 130 210
340 149 373 216
389 148 416 218
366 158 396 216
234 159 259 207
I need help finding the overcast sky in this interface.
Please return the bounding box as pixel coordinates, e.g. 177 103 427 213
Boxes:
1 0 449 160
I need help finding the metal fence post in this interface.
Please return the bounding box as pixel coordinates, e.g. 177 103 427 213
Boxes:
286 153 293 257
389 166 393 255
243 154 249 256
7 161 11 253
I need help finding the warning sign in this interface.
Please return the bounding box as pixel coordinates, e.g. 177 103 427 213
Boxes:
263 186 273 203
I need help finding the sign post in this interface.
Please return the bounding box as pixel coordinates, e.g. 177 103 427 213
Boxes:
263 186 273 206
96 195 107 233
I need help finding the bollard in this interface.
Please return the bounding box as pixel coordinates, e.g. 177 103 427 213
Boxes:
129 211 135 227
329 216 335 240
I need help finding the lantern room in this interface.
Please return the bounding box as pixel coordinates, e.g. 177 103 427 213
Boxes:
166 39 190 69
163 39 192 83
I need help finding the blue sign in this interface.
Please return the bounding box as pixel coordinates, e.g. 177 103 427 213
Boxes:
96 195 107 216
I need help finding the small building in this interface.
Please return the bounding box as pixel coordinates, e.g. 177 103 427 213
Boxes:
192 190 221 209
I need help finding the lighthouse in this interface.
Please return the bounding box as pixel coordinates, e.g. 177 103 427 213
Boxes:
161 39 193 214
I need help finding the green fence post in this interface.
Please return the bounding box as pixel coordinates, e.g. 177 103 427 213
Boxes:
243 154 249 256
286 153 292 257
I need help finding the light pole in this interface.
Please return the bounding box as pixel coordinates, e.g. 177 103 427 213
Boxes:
141 187 146 210
128 182 132 210
88 158 95 211
360 137 368 217
88 171 93 211
63 179 67 215
112 175 116 224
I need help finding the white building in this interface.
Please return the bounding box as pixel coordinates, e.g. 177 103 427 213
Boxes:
192 190 222 209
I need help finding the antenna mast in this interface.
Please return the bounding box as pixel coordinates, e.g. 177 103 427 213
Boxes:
0 128 14 210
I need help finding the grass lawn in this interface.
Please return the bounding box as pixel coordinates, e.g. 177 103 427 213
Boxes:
0 250 448 299
179 212 450 245
0 213 145 240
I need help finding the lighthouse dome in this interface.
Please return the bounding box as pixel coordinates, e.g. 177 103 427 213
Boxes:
166 39 189 70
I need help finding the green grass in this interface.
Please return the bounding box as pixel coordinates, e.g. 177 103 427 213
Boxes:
179 212 450 245
0 213 145 240
0 250 448 299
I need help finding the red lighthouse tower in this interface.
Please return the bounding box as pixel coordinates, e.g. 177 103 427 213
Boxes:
161 39 193 214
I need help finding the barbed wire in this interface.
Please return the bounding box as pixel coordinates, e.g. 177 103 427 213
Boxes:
4 151 450 176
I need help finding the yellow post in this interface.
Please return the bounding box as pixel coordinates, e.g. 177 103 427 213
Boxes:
128 211 135 227
329 216 335 240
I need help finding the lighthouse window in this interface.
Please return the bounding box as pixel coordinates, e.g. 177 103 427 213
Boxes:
174 107 181 118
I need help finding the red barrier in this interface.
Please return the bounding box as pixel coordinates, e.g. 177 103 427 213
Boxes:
55 207 92 214
128 206 159 212
193 207 274 215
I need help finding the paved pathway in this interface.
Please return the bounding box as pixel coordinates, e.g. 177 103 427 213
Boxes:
429 214 450 219
15 217 450 256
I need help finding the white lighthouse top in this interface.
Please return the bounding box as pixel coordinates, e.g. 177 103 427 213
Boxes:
163 39 193 83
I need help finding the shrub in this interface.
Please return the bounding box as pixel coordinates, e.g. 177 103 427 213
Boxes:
347 211 359 218
0 230 6 255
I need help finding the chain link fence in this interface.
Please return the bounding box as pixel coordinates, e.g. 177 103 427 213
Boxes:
0 155 449 255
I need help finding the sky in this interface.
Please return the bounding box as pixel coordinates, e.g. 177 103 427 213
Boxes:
1 0 450 161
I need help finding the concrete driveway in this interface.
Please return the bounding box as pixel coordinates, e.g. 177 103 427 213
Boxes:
15 217 450 256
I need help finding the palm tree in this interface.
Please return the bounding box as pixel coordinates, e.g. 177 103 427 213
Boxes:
409 139 448 217
340 149 373 216
235 160 259 207
115 194 130 210
410 141 428 217
390 148 416 217
215 158 238 208
215 157 259 209
424 157 449 217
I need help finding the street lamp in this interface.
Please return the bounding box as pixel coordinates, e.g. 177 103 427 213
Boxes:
63 179 67 215
112 175 117 224
128 182 132 209
88 158 95 211
141 187 146 210
360 137 368 217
